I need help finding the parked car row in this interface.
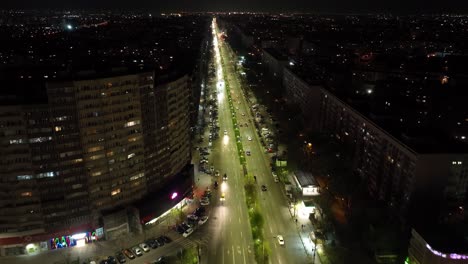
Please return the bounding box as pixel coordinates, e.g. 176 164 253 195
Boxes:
114 235 171 263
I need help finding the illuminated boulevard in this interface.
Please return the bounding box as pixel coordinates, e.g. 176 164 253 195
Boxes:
205 18 318 264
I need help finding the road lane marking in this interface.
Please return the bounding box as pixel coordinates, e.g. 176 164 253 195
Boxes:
232 245 235 264
240 231 243 238
239 217 241 224
243 247 247 264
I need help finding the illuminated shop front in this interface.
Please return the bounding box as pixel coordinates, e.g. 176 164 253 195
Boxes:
49 228 104 249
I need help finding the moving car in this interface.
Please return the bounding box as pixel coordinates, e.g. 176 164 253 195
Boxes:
261 185 267 191
224 129 227 135
277 235 285 245
248 136 252 141
246 150 251 156
183 227 194 237
139 243 150 252
223 174 228 181
214 170 220 177
198 215 209 225
220 193 225 201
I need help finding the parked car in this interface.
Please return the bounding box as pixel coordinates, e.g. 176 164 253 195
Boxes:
122 249 135 259
156 236 166 246
139 243 150 252
201 199 210 206
246 150 251 156
153 256 166 264
183 228 194 237
115 252 126 263
132 246 143 256
198 215 209 225
160 235 172 243
146 239 157 249
188 214 199 221
194 207 206 217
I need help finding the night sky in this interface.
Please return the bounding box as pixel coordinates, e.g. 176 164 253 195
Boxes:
0 0 467 14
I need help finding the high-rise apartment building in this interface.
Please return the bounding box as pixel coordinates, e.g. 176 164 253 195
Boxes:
0 71 193 255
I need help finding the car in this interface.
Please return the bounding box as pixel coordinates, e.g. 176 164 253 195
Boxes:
248 136 252 141
115 252 126 263
214 181 218 189
198 215 209 225
139 243 150 252
155 236 166 246
160 235 172 243
201 199 210 206
146 239 158 249
242 113 245 116
277 235 285 245
261 185 267 191
194 207 206 216
274 176 279 182
220 193 225 201
246 150 251 156
132 246 143 256
183 227 194 237
176 225 186 234
214 170 220 177
187 214 199 221
100 256 117 264
153 256 166 264
122 249 135 259
223 174 228 181
224 130 228 135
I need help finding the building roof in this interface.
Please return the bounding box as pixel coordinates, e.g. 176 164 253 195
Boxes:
294 170 318 187
415 224 468 255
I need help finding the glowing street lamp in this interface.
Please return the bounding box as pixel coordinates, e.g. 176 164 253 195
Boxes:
171 192 178 200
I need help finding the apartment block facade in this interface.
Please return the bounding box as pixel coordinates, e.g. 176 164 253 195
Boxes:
0 71 193 254
283 68 468 219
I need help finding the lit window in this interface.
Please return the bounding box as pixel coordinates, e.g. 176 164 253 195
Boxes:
127 153 136 159
54 126 62 132
124 120 140 128
91 171 102 177
36 171 55 178
73 158 83 164
29 136 52 143
9 139 25 145
21 192 32 197
89 154 104 160
130 173 144 181
111 188 121 196
17 175 33 180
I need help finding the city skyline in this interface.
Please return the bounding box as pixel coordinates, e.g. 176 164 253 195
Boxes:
1 0 468 14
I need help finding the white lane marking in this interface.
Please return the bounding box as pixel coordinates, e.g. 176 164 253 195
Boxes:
240 231 243 238
270 226 273 233
239 217 241 224
243 247 247 264
232 245 235 264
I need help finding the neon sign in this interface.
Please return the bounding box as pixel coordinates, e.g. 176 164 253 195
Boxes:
171 192 178 200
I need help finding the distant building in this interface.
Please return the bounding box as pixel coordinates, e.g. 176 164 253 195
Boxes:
408 228 468 264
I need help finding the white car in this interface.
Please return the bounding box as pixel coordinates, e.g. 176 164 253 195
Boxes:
248 136 252 141
198 216 209 225
200 199 210 206
132 246 143 256
139 243 150 252
224 129 227 135
277 235 285 246
183 228 194 237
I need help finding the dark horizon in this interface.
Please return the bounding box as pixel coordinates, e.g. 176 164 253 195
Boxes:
1 0 468 15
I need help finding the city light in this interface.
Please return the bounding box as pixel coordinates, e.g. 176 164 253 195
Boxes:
221 182 227 192
66 24 73 30
171 192 178 200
